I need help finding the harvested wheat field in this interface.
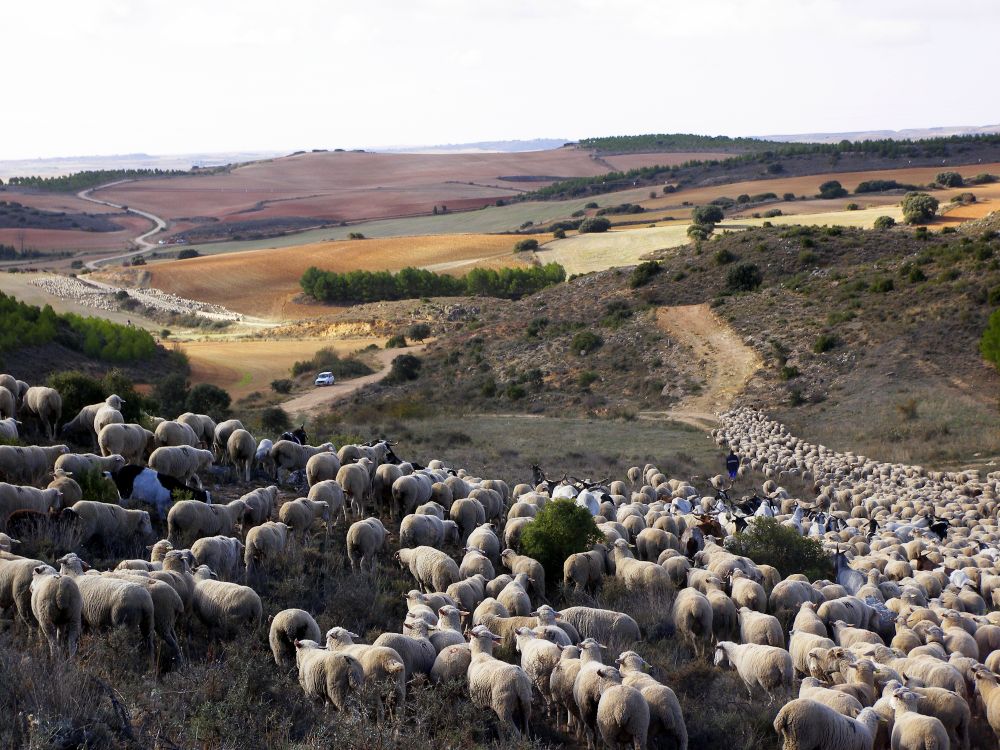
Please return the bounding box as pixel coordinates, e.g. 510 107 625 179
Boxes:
536 224 692 274
179 336 381 398
143 234 525 318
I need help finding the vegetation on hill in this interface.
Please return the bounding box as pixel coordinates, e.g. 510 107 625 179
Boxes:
0 200 123 232
299 263 566 304
0 243 51 261
0 292 156 363
578 133 786 153
5 168 186 192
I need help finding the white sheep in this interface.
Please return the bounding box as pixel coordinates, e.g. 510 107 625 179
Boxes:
244 521 290 577
294 639 364 711
167 498 248 545
70 500 153 550
889 688 950 750
0 445 69 486
277 497 331 540
154 419 201 448
396 546 460 593
430 642 472 684
466 625 532 736
372 618 436 679
673 588 713 657
240 485 279 528
595 668 650 750
29 565 82 657
98 423 154 465
616 651 688 750
513 626 561 714
773 698 879 750
191 565 262 636
148 445 214 489
738 606 784 647
307 480 347 527
714 640 793 703
227 429 257 482
191 535 245 581
346 517 388 573
324 627 407 713
0 483 62 530
22 386 61 441
559 605 641 649
269 608 322 668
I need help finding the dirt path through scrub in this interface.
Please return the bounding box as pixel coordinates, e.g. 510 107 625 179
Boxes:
640 304 762 428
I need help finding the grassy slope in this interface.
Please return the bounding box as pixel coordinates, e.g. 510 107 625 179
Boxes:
348 223 1000 469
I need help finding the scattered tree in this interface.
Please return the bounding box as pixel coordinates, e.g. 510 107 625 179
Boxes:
901 192 939 224
818 180 848 199
578 217 611 234
873 215 896 230
185 383 231 420
691 205 724 224
726 263 763 292
935 171 964 188
407 323 431 341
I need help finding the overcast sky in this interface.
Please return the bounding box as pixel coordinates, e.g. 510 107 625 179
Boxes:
5 0 999 159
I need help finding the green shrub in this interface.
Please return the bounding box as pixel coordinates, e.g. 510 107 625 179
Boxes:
526 317 549 338
570 331 603 355
691 205 724 224
259 405 291 435
185 383 231 420
407 323 431 341
584 202 599 209
779 365 800 381
291 348 374 379
47 372 106 427
601 300 633 328
783 193 796 201
577 370 599 388
845 203 859 211
818 180 847 199
629 260 662 288
270 378 293 394
798 250 818 265
519 499 604 592
578 217 611 234
873 215 896 230
385 354 422 384
971 173 998 185
935 171 964 187
762 208 783 218
982 309 1000 371
714 249 737 265
725 517 832 580
901 192 939 224
514 238 539 252
908 267 928 283
813 333 838 353
385 335 407 349
152 373 190 418
726 263 763 292
553 228 566 239
505 383 526 400
75 467 120 503
871 277 894 293
176 249 200 260
687 224 711 240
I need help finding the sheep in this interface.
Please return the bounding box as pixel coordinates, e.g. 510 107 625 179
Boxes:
611 538 672 595
105 571 184 665
466 625 532 736
269 608 322 668
29 565 82 657
325 627 407 713
255 438 275 480
191 535 245 581
789 630 836 676
0 417 18 442
191 565 262 636
486 574 514 600
559 606 641 650
213 419 246 462
514 626 562 713
244 521 290 578
294 640 364 711
70 500 153 551
373 463 403 518
501 549 546 602
595 668 650 750
54 452 126 478
534 604 581 645
881 680 969 750
117 539 175 572
431 643 472 684
1 552 52 626
240 485 279 528
372 619 436 679
467 523 501 566
792 601 829 637
277 497 331 540
460 548 495 580
62 395 125 445
0 387 14 420
167 499 248 545
148 446 214 489
47 472 82 506
772 699 879 750
714 640 794 703
226 429 257 483
155 419 201 449
56 553 154 658
93 405 123 437
739 606 784 647
395 546 460 593
98 423 155 465
0 482 62 530
799 677 865 718
346 517 388 573
616 651 688 750
446 574 487 614
550 645 584 733
889 688 950 750
730 568 768 612
23 386 61 441
565 544 611 594
0 531 18 552
428 605 467 652
307 480 347 527
399 512 459 549
306 451 341 488
270 440 335 483
451 497 487 544
498 573 533 616
705 574 740 642
673 588 714 657
0 445 69 487
573 637 610 746
392 474 433 518
971 667 1000 746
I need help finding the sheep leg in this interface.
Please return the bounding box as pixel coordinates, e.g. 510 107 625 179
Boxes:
40 620 58 657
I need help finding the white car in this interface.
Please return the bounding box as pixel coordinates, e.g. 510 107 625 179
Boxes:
314 371 336 386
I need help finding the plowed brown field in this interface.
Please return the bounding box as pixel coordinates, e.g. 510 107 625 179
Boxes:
141 234 524 318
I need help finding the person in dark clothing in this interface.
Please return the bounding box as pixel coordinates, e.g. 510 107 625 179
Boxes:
726 450 739 481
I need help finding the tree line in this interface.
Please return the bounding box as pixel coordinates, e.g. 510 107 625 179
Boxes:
5 169 185 193
0 292 156 362
300 263 566 304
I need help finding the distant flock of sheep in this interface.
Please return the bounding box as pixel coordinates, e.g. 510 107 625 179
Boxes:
2 370 1000 749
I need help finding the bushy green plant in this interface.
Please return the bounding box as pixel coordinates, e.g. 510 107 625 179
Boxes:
714 248 736 265
519 499 604 592
627 261 660 289
870 277 894 293
291 348 374 379
687 224 711 240
873 215 896 230
259 405 291 435
553 228 566 239
935 171 964 187
385 354 422 384
185 383 231 420
75 467 120 502
578 217 611 234
570 331 603 355
818 180 847 199
726 263 763 292
270 378 293 394
725 517 832 580
982 308 1000 372
691 205 724 224
407 323 431 341
813 333 838 353
901 192 939 224
513 238 539 252
385 334 407 349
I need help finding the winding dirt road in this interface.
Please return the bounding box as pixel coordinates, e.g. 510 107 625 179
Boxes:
79 181 167 269
640 304 762 428
281 344 425 416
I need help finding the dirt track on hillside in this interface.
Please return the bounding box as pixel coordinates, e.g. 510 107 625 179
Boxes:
640 304 762 428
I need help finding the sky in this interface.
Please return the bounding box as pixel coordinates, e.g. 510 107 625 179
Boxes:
4 0 1000 159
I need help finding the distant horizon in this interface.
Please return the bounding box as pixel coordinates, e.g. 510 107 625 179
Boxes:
4 123 1000 165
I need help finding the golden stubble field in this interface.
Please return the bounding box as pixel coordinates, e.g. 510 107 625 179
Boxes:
141 234 526 318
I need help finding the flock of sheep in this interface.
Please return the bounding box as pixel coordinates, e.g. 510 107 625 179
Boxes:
3 367 1000 749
